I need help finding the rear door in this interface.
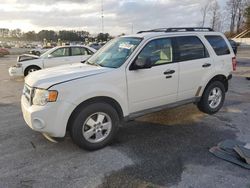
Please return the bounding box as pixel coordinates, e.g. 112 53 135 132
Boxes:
175 35 213 101
205 35 234 73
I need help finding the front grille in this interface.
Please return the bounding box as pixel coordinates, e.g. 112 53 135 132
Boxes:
23 84 33 105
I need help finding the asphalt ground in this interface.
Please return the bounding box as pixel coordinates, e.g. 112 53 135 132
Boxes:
0 47 250 188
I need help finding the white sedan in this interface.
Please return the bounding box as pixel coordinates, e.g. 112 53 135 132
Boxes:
9 45 96 77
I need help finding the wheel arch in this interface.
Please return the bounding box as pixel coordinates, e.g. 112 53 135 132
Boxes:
66 96 124 131
202 74 229 96
24 65 42 76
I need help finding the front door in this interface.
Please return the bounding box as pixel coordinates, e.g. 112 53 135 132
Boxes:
126 38 179 113
44 47 71 68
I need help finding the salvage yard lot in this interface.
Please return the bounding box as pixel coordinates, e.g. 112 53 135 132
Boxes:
0 48 250 188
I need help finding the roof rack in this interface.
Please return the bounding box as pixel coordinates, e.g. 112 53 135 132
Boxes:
137 27 214 34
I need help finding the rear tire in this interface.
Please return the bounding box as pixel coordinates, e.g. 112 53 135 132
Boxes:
69 103 119 150
198 81 225 114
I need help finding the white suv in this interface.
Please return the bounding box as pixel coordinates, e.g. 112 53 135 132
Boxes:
21 28 236 150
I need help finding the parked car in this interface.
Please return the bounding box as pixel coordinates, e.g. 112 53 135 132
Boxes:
29 46 52 56
9 45 96 76
0 43 11 48
0 48 10 55
88 43 103 50
21 27 236 150
228 39 238 54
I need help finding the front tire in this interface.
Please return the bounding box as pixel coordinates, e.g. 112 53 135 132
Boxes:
198 81 226 114
24 66 40 76
69 103 119 150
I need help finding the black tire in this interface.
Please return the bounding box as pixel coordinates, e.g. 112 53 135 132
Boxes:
24 65 40 76
35 51 41 56
69 103 119 150
197 81 226 114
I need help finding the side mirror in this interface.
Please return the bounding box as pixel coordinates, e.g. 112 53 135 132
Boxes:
81 56 90 64
132 57 153 70
47 54 53 58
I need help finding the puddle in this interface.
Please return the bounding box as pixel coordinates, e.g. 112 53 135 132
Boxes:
137 104 205 126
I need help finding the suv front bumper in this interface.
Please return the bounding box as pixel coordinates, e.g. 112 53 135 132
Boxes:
21 95 76 137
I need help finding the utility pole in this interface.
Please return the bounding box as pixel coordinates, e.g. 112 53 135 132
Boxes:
131 23 134 34
101 0 104 33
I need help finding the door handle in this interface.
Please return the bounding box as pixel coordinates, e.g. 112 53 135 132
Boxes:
165 75 172 79
164 70 175 75
202 63 211 68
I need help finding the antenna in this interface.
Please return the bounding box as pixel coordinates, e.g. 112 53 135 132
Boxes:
101 0 104 33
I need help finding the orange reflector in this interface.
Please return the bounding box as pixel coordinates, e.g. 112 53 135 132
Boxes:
48 90 58 102
232 57 237 71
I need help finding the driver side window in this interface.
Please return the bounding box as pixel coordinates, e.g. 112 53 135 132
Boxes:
138 38 173 66
50 47 70 57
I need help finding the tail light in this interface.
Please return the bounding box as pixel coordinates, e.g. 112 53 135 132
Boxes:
232 57 237 71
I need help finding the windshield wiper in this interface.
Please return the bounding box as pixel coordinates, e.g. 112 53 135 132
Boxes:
86 61 102 67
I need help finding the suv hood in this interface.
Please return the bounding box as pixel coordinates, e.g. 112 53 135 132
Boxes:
25 63 112 88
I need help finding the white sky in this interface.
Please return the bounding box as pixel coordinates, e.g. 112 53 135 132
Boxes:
0 0 227 35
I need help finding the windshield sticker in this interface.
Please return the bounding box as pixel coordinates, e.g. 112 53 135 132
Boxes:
119 43 135 50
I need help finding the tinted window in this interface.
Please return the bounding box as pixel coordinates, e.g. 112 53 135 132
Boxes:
71 47 91 56
176 36 208 61
205 35 230 56
137 38 173 66
71 47 82 56
50 47 69 57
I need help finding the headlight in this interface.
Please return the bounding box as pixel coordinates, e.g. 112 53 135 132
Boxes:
32 89 58 106
15 63 22 68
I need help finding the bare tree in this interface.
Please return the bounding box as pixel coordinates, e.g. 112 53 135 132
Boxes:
227 0 249 33
246 5 250 29
227 0 240 33
209 0 221 30
201 1 211 27
236 0 248 32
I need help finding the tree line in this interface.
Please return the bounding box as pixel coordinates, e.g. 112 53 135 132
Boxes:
201 0 250 36
0 29 111 42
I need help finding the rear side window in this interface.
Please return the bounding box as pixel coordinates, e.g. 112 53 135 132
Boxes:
175 36 209 61
205 35 230 56
71 47 82 56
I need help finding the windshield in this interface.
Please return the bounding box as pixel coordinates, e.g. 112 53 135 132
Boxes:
87 37 142 68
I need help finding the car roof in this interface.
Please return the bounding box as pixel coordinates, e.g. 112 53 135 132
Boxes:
123 27 222 39
57 45 88 48
122 31 224 40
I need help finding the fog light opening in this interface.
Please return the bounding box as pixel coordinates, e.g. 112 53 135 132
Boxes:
33 118 45 129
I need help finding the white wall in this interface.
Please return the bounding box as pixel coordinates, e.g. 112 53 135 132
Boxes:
233 38 250 46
